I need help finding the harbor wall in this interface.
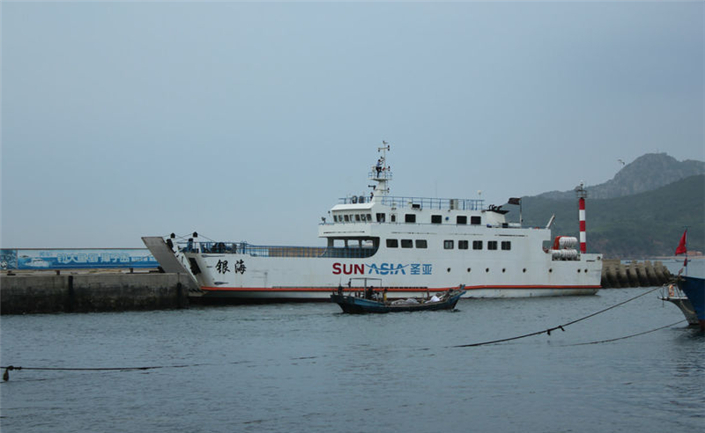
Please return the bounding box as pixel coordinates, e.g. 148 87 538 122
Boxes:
600 259 672 288
0 272 195 315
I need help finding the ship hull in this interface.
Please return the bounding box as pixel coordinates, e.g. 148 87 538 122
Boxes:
183 248 602 300
196 285 599 301
677 275 705 330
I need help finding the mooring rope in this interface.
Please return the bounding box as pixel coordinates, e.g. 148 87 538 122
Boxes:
1 363 209 382
563 319 687 346
452 285 665 348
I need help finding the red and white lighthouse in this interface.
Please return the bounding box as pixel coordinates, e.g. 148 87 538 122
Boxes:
576 182 587 254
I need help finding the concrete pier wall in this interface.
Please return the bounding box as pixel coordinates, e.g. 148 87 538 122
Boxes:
1 272 194 315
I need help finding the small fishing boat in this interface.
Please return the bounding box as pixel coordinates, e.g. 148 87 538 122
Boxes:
330 280 466 314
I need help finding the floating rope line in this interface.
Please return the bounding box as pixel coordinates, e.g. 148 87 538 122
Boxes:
563 320 686 346
1 363 210 382
453 285 664 348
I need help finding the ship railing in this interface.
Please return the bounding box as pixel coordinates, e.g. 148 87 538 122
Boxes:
368 170 393 181
337 195 484 210
178 241 377 259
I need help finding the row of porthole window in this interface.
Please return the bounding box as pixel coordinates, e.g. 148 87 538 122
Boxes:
443 267 590 273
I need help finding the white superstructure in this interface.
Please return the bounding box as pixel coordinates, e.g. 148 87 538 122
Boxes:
176 145 602 300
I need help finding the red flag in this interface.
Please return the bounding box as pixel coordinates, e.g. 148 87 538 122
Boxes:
675 229 687 256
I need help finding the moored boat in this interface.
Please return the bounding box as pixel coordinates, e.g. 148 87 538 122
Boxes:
660 231 704 330
331 282 466 314
660 280 701 328
662 275 705 331
677 275 705 330
156 144 603 301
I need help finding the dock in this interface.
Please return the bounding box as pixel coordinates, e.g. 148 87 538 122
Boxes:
0 270 197 315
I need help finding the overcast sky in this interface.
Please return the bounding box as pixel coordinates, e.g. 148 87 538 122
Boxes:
2 1 703 248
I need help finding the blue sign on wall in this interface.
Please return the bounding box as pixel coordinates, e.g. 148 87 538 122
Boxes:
0 249 159 270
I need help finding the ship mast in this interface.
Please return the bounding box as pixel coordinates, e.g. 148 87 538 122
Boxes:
371 141 392 201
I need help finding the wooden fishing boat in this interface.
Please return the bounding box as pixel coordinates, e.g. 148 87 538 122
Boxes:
330 284 466 314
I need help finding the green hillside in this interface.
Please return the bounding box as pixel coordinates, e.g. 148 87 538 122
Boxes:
506 175 705 259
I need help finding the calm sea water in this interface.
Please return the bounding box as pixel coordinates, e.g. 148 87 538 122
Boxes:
1 287 703 433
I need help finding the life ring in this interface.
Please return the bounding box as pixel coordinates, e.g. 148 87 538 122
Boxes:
668 284 675 297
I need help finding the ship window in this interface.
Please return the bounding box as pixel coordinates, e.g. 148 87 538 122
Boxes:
367 214 372 221
444 240 454 250
401 239 413 248
488 241 498 250
459 240 469 250
501 241 511 251
391 214 396 222
376 213 385 223
355 214 361 222
405 214 416 223
431 215 442 224
457 215 467 225
471 216 481 225
473 240 483 250
415 239 428 249
386 239 398 248
361 214 366 222
344 215 350 222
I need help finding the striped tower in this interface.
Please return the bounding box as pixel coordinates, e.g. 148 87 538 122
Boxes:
578 197 587 253
576 183 587 253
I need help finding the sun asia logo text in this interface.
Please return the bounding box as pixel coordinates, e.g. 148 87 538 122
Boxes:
332 262 432 276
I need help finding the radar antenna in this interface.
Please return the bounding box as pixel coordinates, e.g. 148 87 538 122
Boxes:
371 141 392 199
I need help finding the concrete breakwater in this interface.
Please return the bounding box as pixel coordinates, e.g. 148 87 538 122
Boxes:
600 259 672 288
0 272 195 315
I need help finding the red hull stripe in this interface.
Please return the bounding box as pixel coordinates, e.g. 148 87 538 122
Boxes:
202 285 601 293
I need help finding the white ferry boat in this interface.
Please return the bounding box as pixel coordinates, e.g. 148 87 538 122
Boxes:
170 145 602 301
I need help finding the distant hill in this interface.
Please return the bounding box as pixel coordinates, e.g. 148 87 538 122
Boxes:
538 153 705 200
507 175 705 259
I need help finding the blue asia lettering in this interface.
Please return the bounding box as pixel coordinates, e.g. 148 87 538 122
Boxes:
367 263 408 275
331 262 432 276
